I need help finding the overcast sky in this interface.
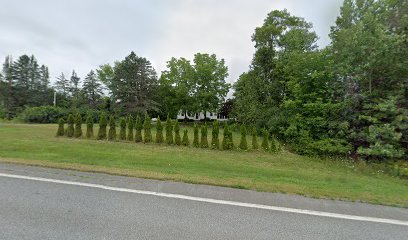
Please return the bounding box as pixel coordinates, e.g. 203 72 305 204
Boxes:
0 0 344 85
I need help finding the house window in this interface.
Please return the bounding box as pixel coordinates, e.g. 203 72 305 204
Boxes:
210 113 213 117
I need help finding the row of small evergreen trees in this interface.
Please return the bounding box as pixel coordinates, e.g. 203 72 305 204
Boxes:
56 113 281 152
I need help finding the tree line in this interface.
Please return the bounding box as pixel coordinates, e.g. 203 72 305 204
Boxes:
232 0 407 160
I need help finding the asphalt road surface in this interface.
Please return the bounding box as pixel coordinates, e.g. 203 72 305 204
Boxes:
0 163 407 240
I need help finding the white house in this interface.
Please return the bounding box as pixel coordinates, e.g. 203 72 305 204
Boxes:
176 111 229 121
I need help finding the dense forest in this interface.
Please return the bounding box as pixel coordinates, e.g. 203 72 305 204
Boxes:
0 0 407 160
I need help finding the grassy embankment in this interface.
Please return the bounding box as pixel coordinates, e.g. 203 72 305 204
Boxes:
0 123 407 207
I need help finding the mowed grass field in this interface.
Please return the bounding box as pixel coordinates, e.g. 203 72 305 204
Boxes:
0 123 407 207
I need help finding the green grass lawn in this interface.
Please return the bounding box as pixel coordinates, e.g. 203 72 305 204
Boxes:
0 123 407 207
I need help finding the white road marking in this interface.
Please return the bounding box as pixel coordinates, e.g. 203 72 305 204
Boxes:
0 172 407 227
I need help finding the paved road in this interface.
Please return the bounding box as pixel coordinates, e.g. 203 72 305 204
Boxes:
0 163 407 239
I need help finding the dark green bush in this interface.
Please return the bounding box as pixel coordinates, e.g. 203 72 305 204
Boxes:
211 120 220 149
222 123 233 150
143 113 152 143
119 117 126 140
97 112 107 140
239 125 248 150
56 118 65 137
135 114 143 142
252 127 258 150
174 121 181 145
261 128 269 151
19 106 66 123
74 113 82 138
66 114 74 137
193 123 199 147
165 115 174 145
108 115 116 141
182 129 189 146
127 115 134 141
86 113 93 138
200 124 208 148
156 116 164 143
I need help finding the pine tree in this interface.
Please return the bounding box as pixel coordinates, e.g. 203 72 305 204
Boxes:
108 115 116 141
261 128 269 151
182 129 189 146
200 124 208 148
222 123 233 150
83 70 103 109
86 113 94 138
251 127 258 150
54 72 70 96
97 112 107 140
66 114 74 137
143 113 152 143
56 118 65 137
74 113 82 138
239 125 248 150
165 115 173 145
135 114 143 142
174 121 181 145
270 136 277 152
127 115 134 141
119 117 126 140
211 120 220 149
155 116 164 143
193 123 199 147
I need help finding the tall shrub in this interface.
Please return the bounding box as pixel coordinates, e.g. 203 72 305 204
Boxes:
143 113 152 143
165 115 173 145
222 123 233 150
108 115 116 141
182 129 189 146
86 113 93 139
251 127 258 150
97 112 107 140
155 116 164 143
261 128 269 151
193 123 199 147
56 118 65 137
74 113 82 138
200 124 208 148
270 136 277 152
239 125 248 150
135 114 143 142
66 114 74 137
119 117 126 140
127 115 134 141
211 120 220 149
174 121 181 145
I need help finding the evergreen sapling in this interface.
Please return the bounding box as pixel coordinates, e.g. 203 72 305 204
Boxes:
165 115 173 145
56 118 65 137
74 113 82 138
155 116 164 143
86 113 93 139
127 115 134 141
251 127 258 150
182 129 189 146
239 125 248 150
200 124 208 148
174 121 181 145
143 113 152 143
108 115 116 141
97 112 107 140
119 117 126 140
135 114 143 142
193 123 199 147
261 128 269 151
66 114 74 137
